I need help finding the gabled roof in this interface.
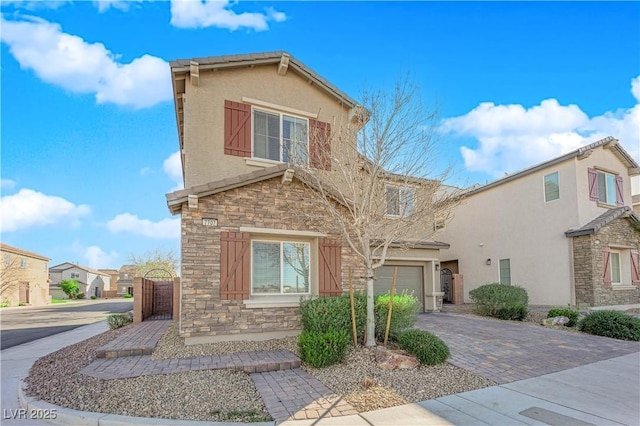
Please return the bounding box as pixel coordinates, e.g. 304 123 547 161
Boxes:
565 206 640 237
0 243 49 261
464 136 639 197
49 262 111 278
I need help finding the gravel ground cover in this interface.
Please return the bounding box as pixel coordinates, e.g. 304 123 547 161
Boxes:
26 321 496 421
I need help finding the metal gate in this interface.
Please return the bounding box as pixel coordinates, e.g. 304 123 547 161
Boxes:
441 268 453 303
151 281 173 320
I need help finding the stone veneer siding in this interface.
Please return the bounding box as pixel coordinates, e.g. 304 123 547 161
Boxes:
572 217 640 307
179 177 365 339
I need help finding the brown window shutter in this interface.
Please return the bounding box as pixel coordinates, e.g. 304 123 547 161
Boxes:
224 100 252 157
615 176 624 206
318 238 342 296
631 249 640 286
309 119 331 170
602 247 611 288
588 168 599 201
220 231 251 300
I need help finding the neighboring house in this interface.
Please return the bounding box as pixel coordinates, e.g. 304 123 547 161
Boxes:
49 263 111 298
633 194 640 216
438 137 640 307
98 269 119 292
0 243 50 306
165 51 447 343
116 265 136 295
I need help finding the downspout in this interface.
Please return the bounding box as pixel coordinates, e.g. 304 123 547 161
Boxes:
568 237 576 307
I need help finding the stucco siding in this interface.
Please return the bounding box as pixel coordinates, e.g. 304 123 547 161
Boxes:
183 65 351 188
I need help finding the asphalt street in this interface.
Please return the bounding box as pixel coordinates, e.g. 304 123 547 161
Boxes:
0 299 133 349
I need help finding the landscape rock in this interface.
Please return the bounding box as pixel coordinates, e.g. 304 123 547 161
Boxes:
375 347 419 370
542 316 570 327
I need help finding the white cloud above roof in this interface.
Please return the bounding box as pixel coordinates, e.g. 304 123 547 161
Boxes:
170 0 286 30
84 245 119 269
442 76 640 178
0 188 91 232
0 16 172 109
107 213 180 239
163 150 184 191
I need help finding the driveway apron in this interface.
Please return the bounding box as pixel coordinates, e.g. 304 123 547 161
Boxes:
416 312 640 384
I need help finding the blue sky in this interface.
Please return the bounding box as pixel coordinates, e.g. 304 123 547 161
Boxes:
1 1 639 270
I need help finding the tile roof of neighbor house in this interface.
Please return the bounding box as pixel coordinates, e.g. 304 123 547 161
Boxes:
464 136 640 197
170 51 359 109
49 262 111 277
565 206 640 237
0 243 49 261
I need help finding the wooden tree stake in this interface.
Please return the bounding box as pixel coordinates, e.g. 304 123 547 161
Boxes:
384 266 398 346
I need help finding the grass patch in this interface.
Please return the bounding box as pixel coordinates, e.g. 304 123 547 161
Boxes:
51 298 69 304
210 408 271 422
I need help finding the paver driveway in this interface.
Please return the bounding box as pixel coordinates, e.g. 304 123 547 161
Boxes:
416 312 640 384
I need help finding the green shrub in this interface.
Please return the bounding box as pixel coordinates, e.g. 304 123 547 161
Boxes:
469 283 529 321
18 302 26 306
578 310 640 341
123 293 133 299
59 279 80 299
374 291 421 341
298 330 350 368
107 313 133 330
547 307 579 327
90 295 97 300
398 328 449 365
76 293 85 299
0 299 10 308
300 294 366 343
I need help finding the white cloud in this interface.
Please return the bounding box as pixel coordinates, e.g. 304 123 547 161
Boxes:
93 0 144 13
0 188 91 232
170 0 286 30
0 16 172 109
139 166 153 176
631 76 640 103
0 1 70 10
1 179 17 189
84 245 118 269
107 213 180 239
442 76 640 178
163 150 184 190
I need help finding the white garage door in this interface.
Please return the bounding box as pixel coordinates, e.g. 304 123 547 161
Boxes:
375 265 424 312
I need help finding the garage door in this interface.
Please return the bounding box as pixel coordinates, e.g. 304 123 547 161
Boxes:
375 265 424 312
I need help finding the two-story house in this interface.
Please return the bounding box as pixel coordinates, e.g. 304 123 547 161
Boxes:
49 263 111 299
165 51 447 343
438 137 640 307
0 243 50 306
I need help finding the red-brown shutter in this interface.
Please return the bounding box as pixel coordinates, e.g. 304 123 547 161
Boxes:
588 168 599 201
602 247 612 288
615 176 624 206
309 119 331 170
224 100 252 157
318 238 342 296
220 231 251 300
631 249 640 286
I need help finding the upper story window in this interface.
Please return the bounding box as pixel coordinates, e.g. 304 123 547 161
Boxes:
253 109 308 164
588 168 623 206
71 272 79 279
20 258 27 268
251 240 310 295
499 258 511 285
544 172 559 202
385 185 414 217
4 255 10 266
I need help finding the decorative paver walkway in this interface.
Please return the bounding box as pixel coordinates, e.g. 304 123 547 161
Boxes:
82 349 300 379
96 320 170 358
417 312 640 384
252 369 358 422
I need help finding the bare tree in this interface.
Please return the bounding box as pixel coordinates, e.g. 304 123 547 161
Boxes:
129 248 179 279
0 256 21 304
297 76 461 346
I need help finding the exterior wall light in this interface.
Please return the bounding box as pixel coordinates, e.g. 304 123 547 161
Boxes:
486 258 491 265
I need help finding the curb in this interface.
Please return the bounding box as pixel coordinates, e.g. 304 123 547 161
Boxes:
18 383 277 426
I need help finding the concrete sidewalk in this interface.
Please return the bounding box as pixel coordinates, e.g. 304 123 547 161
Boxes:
3 321 639 425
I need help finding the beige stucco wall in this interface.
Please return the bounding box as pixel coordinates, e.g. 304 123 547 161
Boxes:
438 145 637 306
1 248 50 306
182 65 352 188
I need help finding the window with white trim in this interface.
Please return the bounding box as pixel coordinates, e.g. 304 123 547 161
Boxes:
4 255 10 266
385 185 414 217
20 258 27 268
609 250 622 285
544 172 559 202
597 171 619 205
251 241 310 295
253 109 308 164
499 259 511 285
71 272 79 279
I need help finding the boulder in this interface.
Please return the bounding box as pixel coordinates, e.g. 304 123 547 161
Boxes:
375 347 419 370
542 316 570 327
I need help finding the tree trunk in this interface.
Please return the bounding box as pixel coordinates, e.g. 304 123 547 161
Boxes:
365 266 376 347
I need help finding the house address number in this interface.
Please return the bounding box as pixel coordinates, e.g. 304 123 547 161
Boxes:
202 218 218 227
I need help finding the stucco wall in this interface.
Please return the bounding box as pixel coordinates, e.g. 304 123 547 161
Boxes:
0 249 49 306
182 65 352 188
